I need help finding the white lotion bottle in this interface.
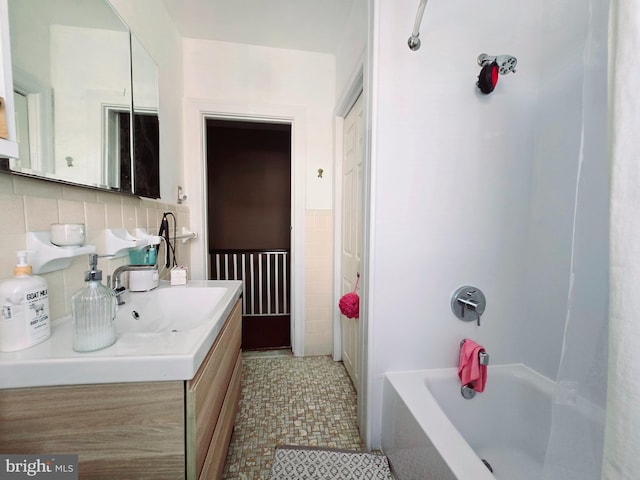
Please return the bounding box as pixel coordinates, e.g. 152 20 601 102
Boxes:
0 251 51 352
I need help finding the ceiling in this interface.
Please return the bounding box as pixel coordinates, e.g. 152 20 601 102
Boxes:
161 0 355 55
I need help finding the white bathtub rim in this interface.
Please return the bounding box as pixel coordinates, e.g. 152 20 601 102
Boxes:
414 363 605 421
422 363 555 397
384 363 554 480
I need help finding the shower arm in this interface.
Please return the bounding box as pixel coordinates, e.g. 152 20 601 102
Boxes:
408 0 429 51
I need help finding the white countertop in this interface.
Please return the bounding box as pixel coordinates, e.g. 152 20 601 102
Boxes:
0 280 243 389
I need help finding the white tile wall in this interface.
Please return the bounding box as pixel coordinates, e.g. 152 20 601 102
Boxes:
305 209 334 355
0 173 191 322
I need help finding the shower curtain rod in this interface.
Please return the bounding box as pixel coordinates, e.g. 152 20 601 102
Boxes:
408 0 429 51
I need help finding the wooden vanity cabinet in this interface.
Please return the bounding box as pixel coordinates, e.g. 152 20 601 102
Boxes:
0 381 186 478
187 299 242 479
0 298 243 480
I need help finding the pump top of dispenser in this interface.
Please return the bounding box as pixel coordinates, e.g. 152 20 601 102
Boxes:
14 251 33 276
84 253 103 282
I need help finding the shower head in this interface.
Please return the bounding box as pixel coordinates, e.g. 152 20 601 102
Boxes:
476 53 518 94
478 53 517 74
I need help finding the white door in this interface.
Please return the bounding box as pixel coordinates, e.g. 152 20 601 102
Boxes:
341 93 363 391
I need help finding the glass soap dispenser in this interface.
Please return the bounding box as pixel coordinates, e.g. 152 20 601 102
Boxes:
72 254 117 352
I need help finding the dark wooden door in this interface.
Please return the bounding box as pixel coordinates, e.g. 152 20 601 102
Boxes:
206 120 291 350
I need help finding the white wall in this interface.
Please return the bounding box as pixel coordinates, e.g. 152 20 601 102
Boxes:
182 39 335 210
528 0 609 407
335 0 367 105
366 0 537 444
522 61 582 377
365 0 608 447
521 0 608 380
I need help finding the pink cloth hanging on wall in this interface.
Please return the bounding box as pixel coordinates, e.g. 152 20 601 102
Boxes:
458 339 487 392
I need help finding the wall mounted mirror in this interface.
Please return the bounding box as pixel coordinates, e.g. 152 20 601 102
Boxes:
5 0 160 198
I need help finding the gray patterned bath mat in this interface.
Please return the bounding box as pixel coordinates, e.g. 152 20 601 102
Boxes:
268 445 394 480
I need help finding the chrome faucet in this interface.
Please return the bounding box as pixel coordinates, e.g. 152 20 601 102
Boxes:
110 265 157 305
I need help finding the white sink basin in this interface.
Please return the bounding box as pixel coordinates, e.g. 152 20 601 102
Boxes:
116 287 228 334
0 280 243 389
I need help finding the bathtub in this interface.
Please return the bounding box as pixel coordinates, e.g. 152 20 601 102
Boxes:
381 364 556 480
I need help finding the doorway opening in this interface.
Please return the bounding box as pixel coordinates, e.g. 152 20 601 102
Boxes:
206 119 292 351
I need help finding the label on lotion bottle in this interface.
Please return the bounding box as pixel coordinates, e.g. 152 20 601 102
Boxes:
0 286 50 349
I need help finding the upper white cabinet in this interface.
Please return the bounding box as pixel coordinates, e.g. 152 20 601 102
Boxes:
0 0 19 159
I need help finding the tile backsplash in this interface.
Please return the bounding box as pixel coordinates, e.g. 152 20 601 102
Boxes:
0 173 340 357
0 172 191 322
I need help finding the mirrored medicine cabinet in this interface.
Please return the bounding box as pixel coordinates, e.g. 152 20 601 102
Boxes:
4 0 160 198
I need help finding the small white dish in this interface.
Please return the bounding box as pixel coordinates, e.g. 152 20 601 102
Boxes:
50 223 86 247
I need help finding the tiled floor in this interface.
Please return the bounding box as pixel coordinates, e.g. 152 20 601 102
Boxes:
222 351 364 479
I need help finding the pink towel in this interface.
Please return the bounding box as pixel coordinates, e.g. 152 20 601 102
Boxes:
458 339 487 392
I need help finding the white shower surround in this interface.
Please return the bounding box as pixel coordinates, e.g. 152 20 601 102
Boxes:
366 0 608 449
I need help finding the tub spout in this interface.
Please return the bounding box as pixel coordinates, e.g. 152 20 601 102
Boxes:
459 339 489 399
461 383 476 399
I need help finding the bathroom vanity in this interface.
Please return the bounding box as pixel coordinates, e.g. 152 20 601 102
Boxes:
0 280 243 480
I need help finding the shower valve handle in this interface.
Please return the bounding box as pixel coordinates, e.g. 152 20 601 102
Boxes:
457 297 482 326
452 286 486 326
457 296 478 313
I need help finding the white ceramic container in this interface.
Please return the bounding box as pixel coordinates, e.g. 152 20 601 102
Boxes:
50 223 86 247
